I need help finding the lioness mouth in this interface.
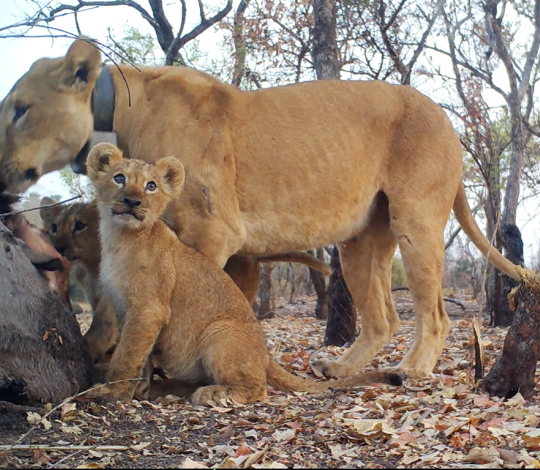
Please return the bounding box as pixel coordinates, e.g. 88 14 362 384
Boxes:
111 209 144 221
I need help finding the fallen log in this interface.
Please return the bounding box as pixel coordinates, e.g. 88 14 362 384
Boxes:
483 267 540 399
0 221 91 405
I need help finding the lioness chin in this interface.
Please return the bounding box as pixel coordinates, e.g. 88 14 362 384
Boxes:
84 142 402 405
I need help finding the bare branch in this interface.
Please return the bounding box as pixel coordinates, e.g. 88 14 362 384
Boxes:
165 0 233 65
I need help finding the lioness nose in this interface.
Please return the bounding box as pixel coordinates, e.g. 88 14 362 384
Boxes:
123 197 141 208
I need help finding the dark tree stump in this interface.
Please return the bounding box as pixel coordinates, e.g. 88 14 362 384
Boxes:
484 269 540 399
324 245 357 346
308 248 328 320
492 224 524 327
256 264 275 319
0 222 91 405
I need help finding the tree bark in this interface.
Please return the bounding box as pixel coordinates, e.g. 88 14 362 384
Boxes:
308 249 328 320
312 0 340 80
256 264 275 319
324 245 357 346
0 222 91 405
483 272 540 399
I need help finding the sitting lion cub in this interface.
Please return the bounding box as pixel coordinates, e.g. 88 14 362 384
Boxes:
85 143 402 405
40 199 119 364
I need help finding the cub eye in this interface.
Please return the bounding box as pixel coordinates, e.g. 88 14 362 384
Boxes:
74 221 87 233
146 181 157 192
113 174 125 185
49 223 58 235
13 104 29 123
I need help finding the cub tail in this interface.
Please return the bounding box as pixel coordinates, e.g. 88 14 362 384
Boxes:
266 359 402 394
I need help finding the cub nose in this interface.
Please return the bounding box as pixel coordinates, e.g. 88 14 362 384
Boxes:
123 197 142 208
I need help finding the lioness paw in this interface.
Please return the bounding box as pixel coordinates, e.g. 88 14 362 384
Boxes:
310 358 356 378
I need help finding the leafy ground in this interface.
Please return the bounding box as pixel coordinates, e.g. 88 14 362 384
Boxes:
2 292 540 469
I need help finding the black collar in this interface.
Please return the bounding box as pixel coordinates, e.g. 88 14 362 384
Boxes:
91 65 115 132
70 66 116 174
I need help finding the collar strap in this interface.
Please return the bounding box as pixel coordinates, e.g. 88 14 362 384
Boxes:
91 65 115 132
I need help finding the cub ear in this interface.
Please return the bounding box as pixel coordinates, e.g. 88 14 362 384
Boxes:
60 37 102 93
155 157 185 197
39 197 61 222
86 143 124 182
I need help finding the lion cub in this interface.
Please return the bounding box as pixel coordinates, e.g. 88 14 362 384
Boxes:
85 143 402 405
40 200 119 364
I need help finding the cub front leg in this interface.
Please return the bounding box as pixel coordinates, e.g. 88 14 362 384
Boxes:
87 307 168 401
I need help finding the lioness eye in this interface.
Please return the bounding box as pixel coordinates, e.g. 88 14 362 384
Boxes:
146 181 157 192
13 104 29 123
50 223 58 235
113 174 125 185
74 221 87 233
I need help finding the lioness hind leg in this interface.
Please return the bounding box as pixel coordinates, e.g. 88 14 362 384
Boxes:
312 194 399 378
193 321 269 405
390 210 450 379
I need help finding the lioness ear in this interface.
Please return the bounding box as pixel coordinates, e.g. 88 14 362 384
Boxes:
155 157 185 197
60 37 101 93
86 143 123 182
39 197 61 222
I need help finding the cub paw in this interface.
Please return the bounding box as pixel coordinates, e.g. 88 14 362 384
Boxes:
191 386 231 406
84 382 135 402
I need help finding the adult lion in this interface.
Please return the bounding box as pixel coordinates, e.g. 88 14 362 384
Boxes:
0 38 521 379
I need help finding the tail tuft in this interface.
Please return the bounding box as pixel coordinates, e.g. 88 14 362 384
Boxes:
387 373 404 386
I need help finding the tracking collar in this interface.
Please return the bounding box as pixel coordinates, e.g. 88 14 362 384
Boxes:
71 65 118 174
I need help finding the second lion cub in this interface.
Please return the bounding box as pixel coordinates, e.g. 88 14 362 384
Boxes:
86 143 402 405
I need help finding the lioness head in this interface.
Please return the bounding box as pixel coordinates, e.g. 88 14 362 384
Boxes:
86 143 185 230
0 38 101 194
40 199 101 265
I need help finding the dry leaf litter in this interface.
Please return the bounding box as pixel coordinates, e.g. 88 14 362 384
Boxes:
2 292 540 468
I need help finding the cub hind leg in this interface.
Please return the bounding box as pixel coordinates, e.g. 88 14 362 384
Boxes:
191 320 269 405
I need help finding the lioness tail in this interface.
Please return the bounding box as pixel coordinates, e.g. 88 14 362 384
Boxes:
266 359 402 394
258 252 332 275
453 184 520 281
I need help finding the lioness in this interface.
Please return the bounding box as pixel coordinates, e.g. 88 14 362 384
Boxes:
84 143 402 404
0 38 524 379
39 199 119 364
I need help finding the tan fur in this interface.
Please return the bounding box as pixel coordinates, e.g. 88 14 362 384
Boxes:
83 143 401 404
40 199 118 363
0 38 524 379
224 252 331 306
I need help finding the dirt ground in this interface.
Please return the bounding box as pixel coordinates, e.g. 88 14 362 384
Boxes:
2 292 540 469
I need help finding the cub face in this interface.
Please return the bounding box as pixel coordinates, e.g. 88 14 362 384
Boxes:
40 199 100 264
86 143 185 229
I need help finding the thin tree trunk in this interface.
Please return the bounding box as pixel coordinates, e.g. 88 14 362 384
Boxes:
483 271 540 399
324 245 357 346
256 265 274 319
0 222 91 405
308 249 327 320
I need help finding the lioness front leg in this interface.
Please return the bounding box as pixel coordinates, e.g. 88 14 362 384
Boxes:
87 307 167 401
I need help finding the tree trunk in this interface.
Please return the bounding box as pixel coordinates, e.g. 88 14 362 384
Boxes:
256 264 275 319
308 249 327 320
324 245 357 346
312 0 340 80
0 222 92 405
483 272 540 399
